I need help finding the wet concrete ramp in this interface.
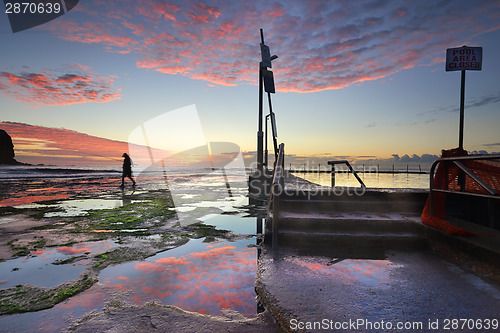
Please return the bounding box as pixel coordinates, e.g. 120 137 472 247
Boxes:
256 245 500 333
259 188 500 332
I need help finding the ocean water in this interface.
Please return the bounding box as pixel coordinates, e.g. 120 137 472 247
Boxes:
0 164 249 208
295 171 430 189
0 164 429 190
0 164 430 208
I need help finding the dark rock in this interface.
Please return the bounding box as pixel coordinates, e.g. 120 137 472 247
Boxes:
0 129 23 165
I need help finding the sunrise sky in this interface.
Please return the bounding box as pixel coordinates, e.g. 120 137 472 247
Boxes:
1 0 500 166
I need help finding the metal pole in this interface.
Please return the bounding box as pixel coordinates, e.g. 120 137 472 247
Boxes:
281 144 285 170
459 69 466 150
458 69 466 191
257 29 265 172
257 64 263 172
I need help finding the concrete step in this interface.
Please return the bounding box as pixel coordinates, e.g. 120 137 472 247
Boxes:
278 190 428 214
279 198 424 214
277 213 421 234
277 230 426 250
281 188 428 198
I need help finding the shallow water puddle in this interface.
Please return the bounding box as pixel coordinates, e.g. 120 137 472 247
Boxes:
175 195 247 212
44 199 124 217
99 238 258 316
15 198 125 217
0 237 260 332
0 240 117 289
288 256 396 288
173 195 249 226
0 284 109 333
201 214 259 235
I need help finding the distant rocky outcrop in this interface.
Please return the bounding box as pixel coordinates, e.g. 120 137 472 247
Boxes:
0 129 23 165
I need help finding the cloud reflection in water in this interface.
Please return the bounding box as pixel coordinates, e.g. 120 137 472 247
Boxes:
291 256 394 287
99 238 258 316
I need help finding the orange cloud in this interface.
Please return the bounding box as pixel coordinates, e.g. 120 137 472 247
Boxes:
57 246 90 255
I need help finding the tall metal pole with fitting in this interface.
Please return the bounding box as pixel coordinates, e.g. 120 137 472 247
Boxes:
257 29 278 174
257 30 264 172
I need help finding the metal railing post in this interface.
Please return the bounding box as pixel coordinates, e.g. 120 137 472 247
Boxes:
429 160 438 217
331 164 335 187
328 160 365 188
272 183 279 249
267 143 285 250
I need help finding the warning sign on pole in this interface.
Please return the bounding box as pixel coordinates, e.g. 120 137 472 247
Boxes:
445 45 483 151
446 46 482 71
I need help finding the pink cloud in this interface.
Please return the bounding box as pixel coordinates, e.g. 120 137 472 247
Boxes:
0 66 120 107
95 242 259 317
189 246 236 260
57 246 90 255
39 0 500 93
155 66 194 75
150 1 180 21
155 257 193 265
46 20 136 50
392 8 407 17
135 262 164 273
0 121 173 165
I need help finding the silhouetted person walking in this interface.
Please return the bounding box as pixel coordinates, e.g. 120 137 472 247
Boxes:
121 153 136 187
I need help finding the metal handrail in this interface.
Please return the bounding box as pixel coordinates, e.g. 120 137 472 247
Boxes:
429 154 500 217
327 160 366 188
267 143 284 249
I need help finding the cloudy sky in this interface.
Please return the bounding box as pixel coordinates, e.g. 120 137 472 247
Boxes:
1 0 499 166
